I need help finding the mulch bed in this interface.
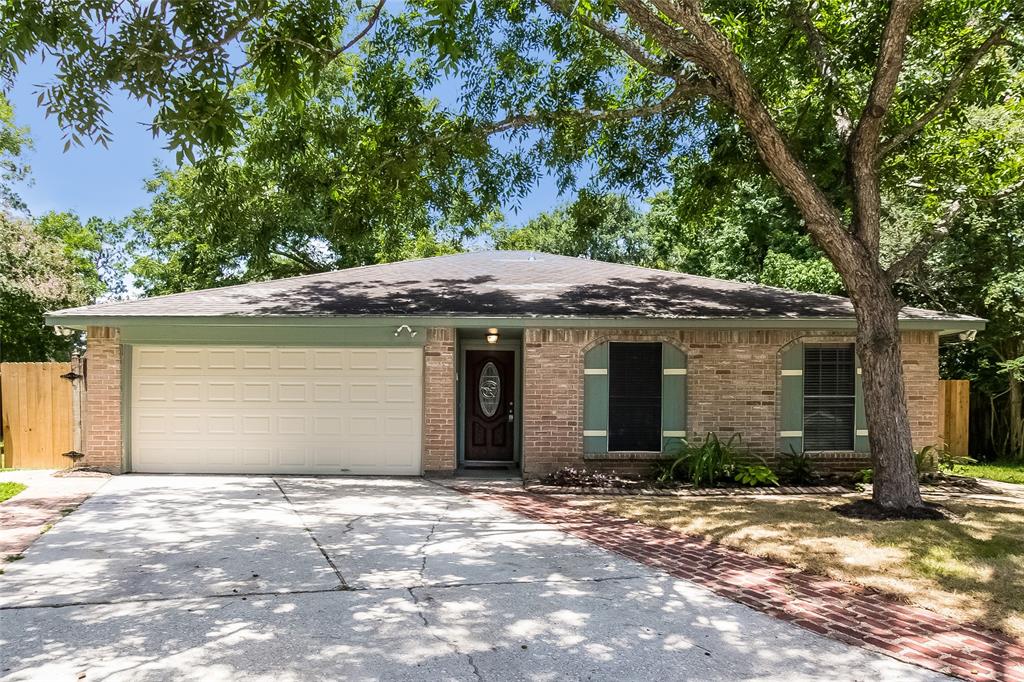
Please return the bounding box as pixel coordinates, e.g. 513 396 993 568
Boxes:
526 482 854 497
833 499 952 521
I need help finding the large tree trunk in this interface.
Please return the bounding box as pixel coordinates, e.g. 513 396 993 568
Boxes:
848 276 924 509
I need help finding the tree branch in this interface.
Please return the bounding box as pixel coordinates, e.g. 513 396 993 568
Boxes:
847 0 923 253
789 0 852 140
478 80 709 135
886 177 1024 281
630 0 858 272
541 0 677 81
880 26 1006 158
333 0 387 56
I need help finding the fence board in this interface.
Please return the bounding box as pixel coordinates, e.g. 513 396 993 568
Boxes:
0 362 73 468
939 379 970 456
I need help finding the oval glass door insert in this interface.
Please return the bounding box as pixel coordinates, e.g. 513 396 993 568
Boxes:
479 361 501 417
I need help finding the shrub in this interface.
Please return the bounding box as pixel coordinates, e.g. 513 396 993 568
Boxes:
734 464 779 487
777 449 815 485
656 433 748 488
853 468 873 484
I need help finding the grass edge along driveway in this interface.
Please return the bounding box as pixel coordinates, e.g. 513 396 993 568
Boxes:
0 481 27 503
575 490 1024 641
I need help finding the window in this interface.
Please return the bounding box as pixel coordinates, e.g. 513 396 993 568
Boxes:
803 344 855 450
608 342 662 451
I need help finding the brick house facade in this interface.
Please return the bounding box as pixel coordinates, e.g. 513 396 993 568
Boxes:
58 251 976 477
81 323 940 477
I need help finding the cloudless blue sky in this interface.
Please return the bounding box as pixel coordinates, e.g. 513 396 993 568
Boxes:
7 57 579 226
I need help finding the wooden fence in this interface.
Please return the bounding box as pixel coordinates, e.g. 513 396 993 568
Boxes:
938 379 970 456
0 362 75 469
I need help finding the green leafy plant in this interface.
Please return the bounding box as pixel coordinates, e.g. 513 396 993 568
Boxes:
853 468 874 484
656 433 746 488
734 465 779 487
915 445 940 475
777 449 815 485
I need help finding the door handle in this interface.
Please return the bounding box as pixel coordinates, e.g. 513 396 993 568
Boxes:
508 401 515 423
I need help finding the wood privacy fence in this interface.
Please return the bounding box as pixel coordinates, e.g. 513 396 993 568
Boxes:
0 362 79 469
938 379 970 456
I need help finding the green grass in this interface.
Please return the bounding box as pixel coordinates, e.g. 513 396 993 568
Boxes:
953 460 1024 485
0 482 27 503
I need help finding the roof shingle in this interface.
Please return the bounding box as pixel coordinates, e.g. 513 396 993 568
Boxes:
48 250 980 323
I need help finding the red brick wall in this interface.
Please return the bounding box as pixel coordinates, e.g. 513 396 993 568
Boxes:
422 327 457 474
520 327 941 477
84 326 123 473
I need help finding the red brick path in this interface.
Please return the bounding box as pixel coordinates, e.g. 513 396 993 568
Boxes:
464 489 1024 682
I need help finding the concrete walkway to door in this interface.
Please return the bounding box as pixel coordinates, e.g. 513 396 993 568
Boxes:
0 475 945 681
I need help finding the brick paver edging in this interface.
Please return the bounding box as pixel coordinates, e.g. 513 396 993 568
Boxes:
525 483 853 497
459 487 1024 682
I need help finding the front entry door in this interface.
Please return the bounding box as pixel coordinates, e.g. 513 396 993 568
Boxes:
464 349 516 462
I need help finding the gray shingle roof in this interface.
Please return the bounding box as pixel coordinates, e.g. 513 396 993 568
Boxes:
48 250 981 323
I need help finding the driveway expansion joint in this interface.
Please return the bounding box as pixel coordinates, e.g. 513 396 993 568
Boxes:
272 478 351 589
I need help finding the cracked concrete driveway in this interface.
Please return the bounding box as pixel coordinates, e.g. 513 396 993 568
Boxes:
0 476 946 681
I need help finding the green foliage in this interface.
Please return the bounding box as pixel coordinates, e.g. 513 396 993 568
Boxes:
0 214 92 361
0 482 26 504
853 469 874 484
656 433 745 488
915 445 940 475
0 93 29 211
489 191 656 264
777 450 816 485
733 464 779 487
644 181 846 294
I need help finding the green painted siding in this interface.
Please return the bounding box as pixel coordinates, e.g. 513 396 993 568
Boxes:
779 343 804 454
583 343 609 454
661 344 688 452
119 324 424 347
854 351 869 453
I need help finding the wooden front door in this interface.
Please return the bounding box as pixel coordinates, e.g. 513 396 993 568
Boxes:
464 349 516 462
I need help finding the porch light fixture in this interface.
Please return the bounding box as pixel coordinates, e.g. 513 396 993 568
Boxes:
486 328 499 344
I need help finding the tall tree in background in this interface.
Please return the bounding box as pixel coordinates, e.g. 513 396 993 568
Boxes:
4 1 1022 510
0 92 29 211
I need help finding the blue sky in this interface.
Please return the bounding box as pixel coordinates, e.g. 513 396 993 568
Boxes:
7 57 578 226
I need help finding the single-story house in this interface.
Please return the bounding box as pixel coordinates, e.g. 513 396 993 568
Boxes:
46 250 984 477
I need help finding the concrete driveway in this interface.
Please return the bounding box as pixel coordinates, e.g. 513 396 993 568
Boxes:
0 476 945 681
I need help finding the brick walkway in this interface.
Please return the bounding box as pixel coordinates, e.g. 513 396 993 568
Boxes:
0 470 109 560
462 488 1024 682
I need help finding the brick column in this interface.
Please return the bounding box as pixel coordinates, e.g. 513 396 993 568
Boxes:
901 330 940 449
422 327 457 475
84 326 123 473
521 328 584 477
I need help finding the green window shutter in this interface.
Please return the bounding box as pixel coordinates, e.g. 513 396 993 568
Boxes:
779 343 804 454
583 342 609 454
854 350 869 452
661 344 688 452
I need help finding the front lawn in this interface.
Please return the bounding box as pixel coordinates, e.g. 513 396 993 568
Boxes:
953 460 1024 485
577 493 1024 639
0 482 27 503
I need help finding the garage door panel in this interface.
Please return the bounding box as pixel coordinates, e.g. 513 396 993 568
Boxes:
131 345 422 474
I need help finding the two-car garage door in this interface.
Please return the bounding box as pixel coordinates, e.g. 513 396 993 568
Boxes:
130 346 423 474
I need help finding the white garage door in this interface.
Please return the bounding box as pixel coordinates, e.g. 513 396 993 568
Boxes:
130 346 423 474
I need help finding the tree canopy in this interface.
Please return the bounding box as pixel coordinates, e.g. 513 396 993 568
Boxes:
4 0 1023 507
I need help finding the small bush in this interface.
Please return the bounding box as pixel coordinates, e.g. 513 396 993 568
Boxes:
777 449 815 485
853 468 873 484
734 464 779 487
656 433 757 488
